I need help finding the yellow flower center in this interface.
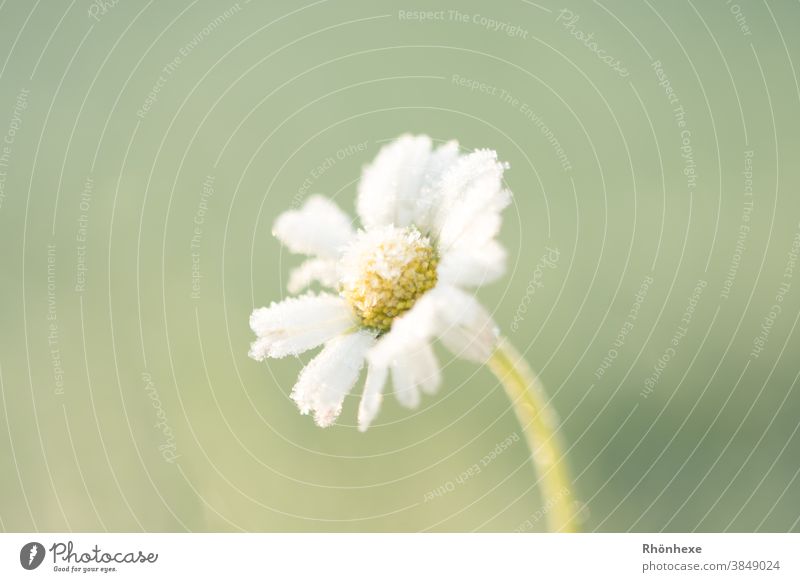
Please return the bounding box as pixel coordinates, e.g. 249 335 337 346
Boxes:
339 226 438 332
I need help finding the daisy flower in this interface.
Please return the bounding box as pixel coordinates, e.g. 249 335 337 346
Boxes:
249 134 579 531
249 134 506 430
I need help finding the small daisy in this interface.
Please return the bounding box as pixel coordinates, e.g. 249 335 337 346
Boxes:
249 134 510 431
250 134 580 531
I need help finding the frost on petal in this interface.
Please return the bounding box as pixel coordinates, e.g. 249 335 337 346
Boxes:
390 343 441 408
248 293 355 360
434 149 511 252
287 258 338 294
272 194 355 258
356 135 461 232
391 357 421 409
432 285 498 363
369 300 442 408
368 294 439 368
357 362 388 432
357 134 430 229
369 284 497 367
290 330 375 427
408 343 441 395
409 139 460 233
437 239 507 288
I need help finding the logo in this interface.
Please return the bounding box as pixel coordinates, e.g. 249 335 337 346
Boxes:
20 542 46 570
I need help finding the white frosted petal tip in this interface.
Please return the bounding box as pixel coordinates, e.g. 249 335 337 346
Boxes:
248 293 354 359
289 331 375 428
272 195 354 258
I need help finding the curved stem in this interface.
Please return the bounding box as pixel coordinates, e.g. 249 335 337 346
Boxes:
488 336 579 532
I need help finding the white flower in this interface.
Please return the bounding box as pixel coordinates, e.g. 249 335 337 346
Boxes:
249 134 511 431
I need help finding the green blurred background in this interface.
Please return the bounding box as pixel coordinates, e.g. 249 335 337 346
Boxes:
1 0 798 532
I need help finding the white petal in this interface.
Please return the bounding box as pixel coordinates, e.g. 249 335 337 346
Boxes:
369 300 444 409
357 134 428 229
437 239 507 287
433 285 498 363
368 294 439 368
391 357 421 409
248 293 355 360
287 258 338 293
273 194 355 258
412 140 460 233
409 343 442 395
291 330 375 427
357 135 460 231
369 284 498 365
389 343 441 408
434 149 511 249
357 363 387 432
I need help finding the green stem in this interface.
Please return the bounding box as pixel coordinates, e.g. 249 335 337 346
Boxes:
488 336 579 532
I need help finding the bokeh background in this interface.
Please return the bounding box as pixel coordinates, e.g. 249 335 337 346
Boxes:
1 0 799 532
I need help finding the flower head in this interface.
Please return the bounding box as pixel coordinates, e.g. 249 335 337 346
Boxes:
249 134 511 430
338 225 438 331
